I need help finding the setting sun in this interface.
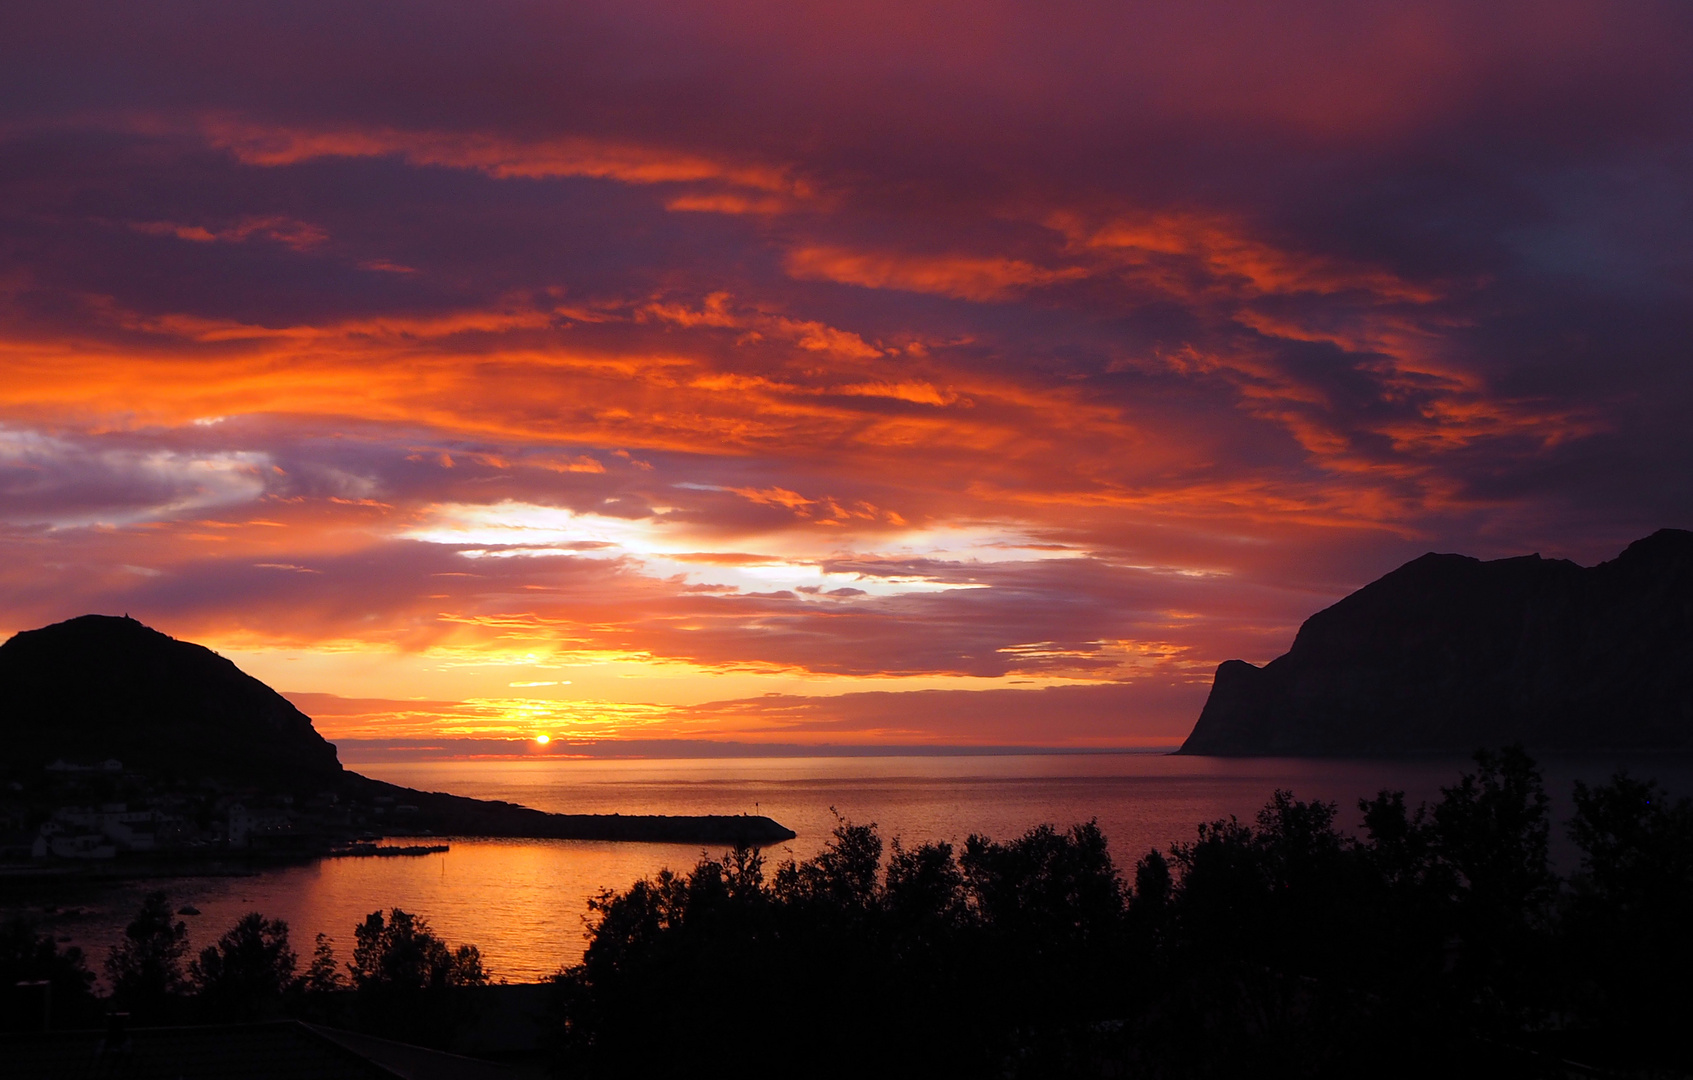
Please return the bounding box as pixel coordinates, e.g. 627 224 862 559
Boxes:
534 734 550 745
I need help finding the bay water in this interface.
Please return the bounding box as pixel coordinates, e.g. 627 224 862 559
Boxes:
10 752 1689 984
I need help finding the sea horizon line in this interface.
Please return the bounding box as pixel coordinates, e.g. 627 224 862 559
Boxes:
332 737 1184 763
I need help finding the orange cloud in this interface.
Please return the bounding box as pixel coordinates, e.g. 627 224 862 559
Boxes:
1052 210 1446 305
785 245 1088 302
835 381 957 406
130 215 329 251
190 113 817 205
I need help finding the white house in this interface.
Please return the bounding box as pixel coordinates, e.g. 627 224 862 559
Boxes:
51 804 163 852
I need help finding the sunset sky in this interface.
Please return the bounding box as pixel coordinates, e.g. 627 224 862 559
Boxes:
2 2 1690 755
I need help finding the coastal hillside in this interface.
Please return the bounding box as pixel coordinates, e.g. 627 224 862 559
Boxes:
0 614 342 784
1179 529 1693 756
0 615 796 845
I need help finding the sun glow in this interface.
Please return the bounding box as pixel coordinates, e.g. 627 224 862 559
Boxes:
534 733 550 745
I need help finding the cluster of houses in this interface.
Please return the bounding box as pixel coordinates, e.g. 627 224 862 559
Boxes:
35 803 170 859
27 801 297 861
0 760 370 864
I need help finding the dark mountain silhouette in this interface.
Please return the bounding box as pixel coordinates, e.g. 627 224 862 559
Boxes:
1179 529 1693 756
0 615 795 844
0 614 341 784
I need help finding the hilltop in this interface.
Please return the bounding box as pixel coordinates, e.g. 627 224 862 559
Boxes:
0 615 340 785
1179 529 1693 756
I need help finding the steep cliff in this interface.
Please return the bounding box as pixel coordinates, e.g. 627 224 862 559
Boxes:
1178 529 1693 755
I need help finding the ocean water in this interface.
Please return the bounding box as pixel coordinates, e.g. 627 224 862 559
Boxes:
9 752 1690 984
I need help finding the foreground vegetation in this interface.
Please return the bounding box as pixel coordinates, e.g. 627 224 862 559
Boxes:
5 748 1692 1077
553 748 1693 1078
1 898 488 1044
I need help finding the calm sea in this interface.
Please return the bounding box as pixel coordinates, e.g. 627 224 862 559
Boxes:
9 752 1690 984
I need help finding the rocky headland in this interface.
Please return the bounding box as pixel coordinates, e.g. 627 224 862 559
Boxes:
1179 528 1693 756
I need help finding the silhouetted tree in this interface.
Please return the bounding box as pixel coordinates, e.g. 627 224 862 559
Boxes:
555 815 1131 1079
104 891 189 1021
549 749 1690 1079
0 919 96 1031
1562 771 1693 1069
1428 746 1555 1028
1126 846 1172 943
349 908 485 991
772 810 882 909
1150 793 1379 1075
189 912 296 1020
347 908 486 1047
303 932 345 993
884 837 966 937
